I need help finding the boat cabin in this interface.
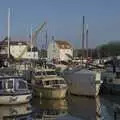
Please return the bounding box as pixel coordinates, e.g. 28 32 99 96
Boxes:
0 76 28 93
35 78 66 87
34 69 57 77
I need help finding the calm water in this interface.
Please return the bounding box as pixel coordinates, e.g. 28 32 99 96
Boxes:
0 95 120 120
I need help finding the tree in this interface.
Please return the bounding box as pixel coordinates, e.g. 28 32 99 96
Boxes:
97 41 120 57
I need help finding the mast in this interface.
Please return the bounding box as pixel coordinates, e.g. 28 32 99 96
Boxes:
30 24 33 53
45 30 48 49
52 36 55 61
82 16 85 59
86 24 88 58
7 8 10 59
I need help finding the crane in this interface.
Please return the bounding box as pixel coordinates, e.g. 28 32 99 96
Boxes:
16 22 46 61
31 22 46 48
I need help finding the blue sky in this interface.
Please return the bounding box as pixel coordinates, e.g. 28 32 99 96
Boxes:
0 0 120 48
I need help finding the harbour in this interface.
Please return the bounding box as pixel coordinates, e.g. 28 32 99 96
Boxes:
0 1 120 120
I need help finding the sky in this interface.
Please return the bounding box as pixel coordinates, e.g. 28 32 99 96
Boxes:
0 0 120 48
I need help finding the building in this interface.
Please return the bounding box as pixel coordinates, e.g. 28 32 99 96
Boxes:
47 40 73 62
0 40 39 60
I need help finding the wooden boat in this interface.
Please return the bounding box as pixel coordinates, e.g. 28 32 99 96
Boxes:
32 68 67 99
0 75 32 104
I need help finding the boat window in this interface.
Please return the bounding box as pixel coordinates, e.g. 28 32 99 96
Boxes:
46 71 56 75
42 72 46 75
8 80 13 89
0 81 2 89
18 80 27 89
38 80 43 86
35 72 42 76
116 72 120 78
59 80 65 84
53 80 58 84
45 81 50 85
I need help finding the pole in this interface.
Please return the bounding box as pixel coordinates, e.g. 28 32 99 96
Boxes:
86 24 88 58
30 25 33 53
8 8 10 59
52 36 55 63
45 30 48 49
82 16 85 58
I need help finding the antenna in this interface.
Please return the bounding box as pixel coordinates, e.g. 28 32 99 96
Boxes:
8 8 10 59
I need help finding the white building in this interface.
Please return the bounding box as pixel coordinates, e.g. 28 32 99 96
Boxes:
0 40 39 60
47 40 73 62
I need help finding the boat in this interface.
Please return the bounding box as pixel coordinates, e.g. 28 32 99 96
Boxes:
0 75 32 104
32 68 67 99
63 67 102 97
100 57 120 95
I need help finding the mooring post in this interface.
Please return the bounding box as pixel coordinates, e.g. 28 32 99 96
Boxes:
114 111 117 120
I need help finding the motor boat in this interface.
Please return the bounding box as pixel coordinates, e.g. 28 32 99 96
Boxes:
32 68 67 99
0 75 32 104
63 67 102 97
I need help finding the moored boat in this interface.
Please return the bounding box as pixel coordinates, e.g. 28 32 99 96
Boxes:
32 68 67 99
100 57 120 95
63 67 102 97
0 75 32 104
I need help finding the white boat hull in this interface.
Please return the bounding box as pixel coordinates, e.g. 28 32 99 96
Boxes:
0 93 32 104
64 69 101 97
68 82 100 97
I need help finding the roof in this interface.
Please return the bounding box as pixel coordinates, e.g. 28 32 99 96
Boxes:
0 40 28 46
55 40 72 49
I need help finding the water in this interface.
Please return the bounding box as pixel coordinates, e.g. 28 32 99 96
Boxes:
0 95 120 120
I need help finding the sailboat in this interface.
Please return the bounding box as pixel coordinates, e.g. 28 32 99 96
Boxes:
0 8 32 104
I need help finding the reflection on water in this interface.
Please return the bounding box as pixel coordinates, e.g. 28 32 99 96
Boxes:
100 95 120 120
0 95 120 120
32 98 68 119
67 95 99 120
0 103 32 120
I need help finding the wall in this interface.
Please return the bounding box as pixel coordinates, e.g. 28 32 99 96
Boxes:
59 48 73 61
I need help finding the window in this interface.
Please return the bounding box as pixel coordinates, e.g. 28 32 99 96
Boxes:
42 72 46 75
8 80 13 89
35 72 42 76
46 71 56 75
59 80 65 84
53 80 58 84
0 81 2 90
38 80 43 86
45 81 50 85
18 80 27 89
